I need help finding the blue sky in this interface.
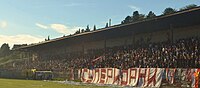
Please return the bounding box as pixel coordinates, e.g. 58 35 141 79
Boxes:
0 0 200 47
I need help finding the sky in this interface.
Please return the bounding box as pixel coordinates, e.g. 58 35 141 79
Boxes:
0 0 200 48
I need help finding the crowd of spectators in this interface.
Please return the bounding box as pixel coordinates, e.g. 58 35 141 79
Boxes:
78 37 200 69
3 37 200 72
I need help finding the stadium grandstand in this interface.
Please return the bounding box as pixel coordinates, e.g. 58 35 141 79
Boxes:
0 6 200 88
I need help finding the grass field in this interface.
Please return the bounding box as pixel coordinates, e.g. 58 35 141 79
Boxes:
0 78 108 88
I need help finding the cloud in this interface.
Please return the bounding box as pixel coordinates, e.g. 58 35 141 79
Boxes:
128 5 140 11
0 34 44 48
35 22 83 35
50 24 84 34
50 24 69 34
0 21 7 28
36 23 48 29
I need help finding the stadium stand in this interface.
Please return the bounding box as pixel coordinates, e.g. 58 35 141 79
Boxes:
4 37 199 71
0 6 200 87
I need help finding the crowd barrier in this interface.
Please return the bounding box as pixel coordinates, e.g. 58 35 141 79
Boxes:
77 68 200 87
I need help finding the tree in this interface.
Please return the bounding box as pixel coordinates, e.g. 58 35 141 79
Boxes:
93 25 96 31
132 11 140 22
132 11 145 22
162 7 176 15
85 25 90 32
81 29 85 33
146 11 156 19
105 23 109 28
47 36 50 40
74 29 81 34
180 4 197 11
123 16 132 24
0 43 10 57
78 29 81 33
121 10 146 24
121 21 125 24
109 19 111 26
138 14 145 21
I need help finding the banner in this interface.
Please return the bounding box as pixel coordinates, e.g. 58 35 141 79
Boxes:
79 68 162 87
78 68 200 87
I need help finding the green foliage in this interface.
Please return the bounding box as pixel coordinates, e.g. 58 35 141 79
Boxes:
0 43 10 57
47 36 50 40
132 11 140 21
121 4 198 24
146 11 156 19
105 23 109 28
162 7 176 15
132 11 145 22
81 29 85 33
85 25 90 32
138 14 145 21
123 16 132 24
122 11 145 24
74 29 81 34
93 25 96 31
180 4 197 11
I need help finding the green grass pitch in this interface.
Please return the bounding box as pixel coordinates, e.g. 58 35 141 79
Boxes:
0 78 108 88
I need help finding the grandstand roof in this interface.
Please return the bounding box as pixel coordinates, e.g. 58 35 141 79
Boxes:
16 6 200 51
